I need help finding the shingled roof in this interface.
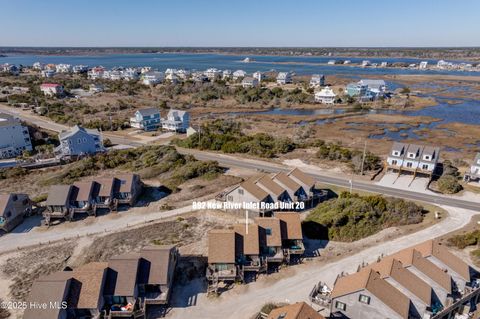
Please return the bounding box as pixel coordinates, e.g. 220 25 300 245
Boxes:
332 269 411 319
106 253 140 297
276 212 303 240
267 302 325 319
287 168 316 190
208 229 237 264
364 258 432 306
140 245 176 285
255 217 282 247
234 223 260 256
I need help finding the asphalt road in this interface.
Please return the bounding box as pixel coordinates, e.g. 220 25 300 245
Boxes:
2 104 478 211
190 150 479 211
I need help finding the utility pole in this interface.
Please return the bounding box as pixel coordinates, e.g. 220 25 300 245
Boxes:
360 140 367 176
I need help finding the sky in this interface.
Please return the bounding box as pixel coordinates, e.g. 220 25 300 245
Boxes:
1 0 480 47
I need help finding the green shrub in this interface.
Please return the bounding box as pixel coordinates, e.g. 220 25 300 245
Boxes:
448 230 480 249
305 192 424 242
437 175 463 194
175 119 297 158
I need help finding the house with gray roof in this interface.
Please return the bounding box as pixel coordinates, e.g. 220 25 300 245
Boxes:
321 240 480 319
386 143 440 178
55 125 104 159
161 109 189 133
0 112 33 159
0 193 32 233
44 185 73 225
130 107 161 131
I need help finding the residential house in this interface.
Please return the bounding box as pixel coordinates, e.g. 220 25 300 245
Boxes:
43 185 73 224
358 79 387 95
94 177 117 210
56 125 104 158
206 229 239 284
386 142 440 177
0 193 32 233
55 64 71 73
419 61 429 69
72 65 88 74
141 71 164 85
139 245 179 305
310 74 325 88
255 217 284 263
130 107 161 131
0 112 33 159
40 83 64 96
465 153 480 183
88 66 105 79
362 60 372 67
253 175 292 203
23 272 73 319
162 109 190 133
232 70 247 80
166 73 179 84
221 168 325 214
223 179 273 214
121 68 140 81
276 72 293 85
104 253 143 318
314 86 336 104
286 168 317 199
271 172 307 203
233 223 263 273
276 212 304 260
327 240 480 319
192 71 208 83
115 173 142 206
346 82 368 97
33 62 44 70
253 71 266 82
25 246 178 319
222 69 232 80
69 262 109 318
70 181 96 215
330 268 413 319
1 63 19 75
242 77 259 88
204 68 222 81
267 302 325 319
176 69 190 80
41 69 55 78
207 216 307 291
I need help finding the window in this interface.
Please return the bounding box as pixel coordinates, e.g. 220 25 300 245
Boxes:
6 211 12 218
359 294 370 304
238 189 244 195
424 155 430 160
266 228 272 235
227 196 233 202
422 164 429 170
391 160 398 166
393 151 399 156
406 162 413 168
335 301 346 311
